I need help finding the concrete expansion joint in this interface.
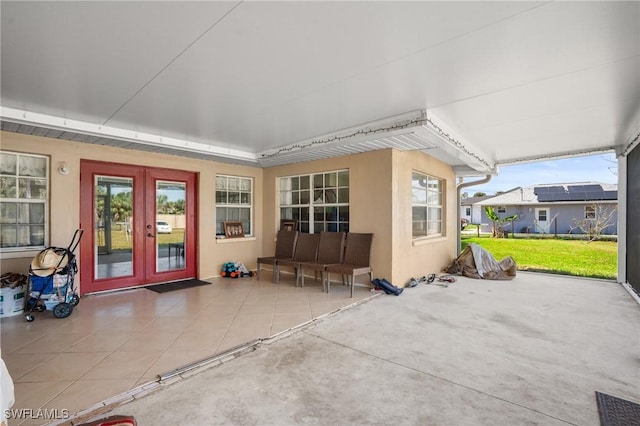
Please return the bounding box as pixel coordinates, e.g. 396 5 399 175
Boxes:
53 343 262 426
159 340 261 383
49 293 382 426
265 291 381 345
54 381 162 426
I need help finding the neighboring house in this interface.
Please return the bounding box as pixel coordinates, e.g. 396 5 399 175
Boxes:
473 183 618 235
460 195 493 224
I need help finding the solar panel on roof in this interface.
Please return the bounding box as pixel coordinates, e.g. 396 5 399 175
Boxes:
583 184 602 191
534 184 616 202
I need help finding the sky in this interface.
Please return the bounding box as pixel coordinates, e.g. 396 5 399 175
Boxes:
464 152 618 196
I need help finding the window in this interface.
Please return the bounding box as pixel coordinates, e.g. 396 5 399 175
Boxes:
216 175 252 237
497 206 506 214
412 172 443 238
279 170 349 233
585 205 596 219
0 152 48 249
465 207 471 216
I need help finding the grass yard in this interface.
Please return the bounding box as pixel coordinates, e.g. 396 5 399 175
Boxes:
461 235 617 280
98 228 185 251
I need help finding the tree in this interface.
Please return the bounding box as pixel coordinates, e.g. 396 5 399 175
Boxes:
156 198 185 214
534 212 559 235
569 203 617 242
461 191 469 199
473 192 486 197
110 191 132 222
94 187 133 223
156 194 169 214
484 206 517 238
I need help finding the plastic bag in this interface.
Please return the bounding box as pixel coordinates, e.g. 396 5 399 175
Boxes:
1 357 15 426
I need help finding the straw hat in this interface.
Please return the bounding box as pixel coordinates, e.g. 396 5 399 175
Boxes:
30 248 68 276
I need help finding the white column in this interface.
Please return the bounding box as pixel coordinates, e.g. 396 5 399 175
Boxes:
617 154 627 284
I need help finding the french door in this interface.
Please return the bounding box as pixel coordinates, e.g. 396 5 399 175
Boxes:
80 160 197 294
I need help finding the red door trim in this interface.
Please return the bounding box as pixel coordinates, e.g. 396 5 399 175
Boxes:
79 160 198 295
144 167 198 284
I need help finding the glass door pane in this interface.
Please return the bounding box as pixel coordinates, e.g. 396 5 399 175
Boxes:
95 175 134 279
156 180 186 273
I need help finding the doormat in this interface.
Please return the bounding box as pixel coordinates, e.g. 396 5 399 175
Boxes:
145 279 211 293
595 391 640 426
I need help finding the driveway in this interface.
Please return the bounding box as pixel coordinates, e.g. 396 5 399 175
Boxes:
97 272 639 425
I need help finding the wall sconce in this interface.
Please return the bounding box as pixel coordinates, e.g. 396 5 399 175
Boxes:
58 162 70 175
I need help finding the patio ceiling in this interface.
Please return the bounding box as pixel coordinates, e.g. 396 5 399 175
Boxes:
1 1 639 174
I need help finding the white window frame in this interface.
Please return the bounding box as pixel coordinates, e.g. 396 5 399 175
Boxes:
412 171 444 238
279 170 349 233
215 175 253 237
497 206 506 214
0 151 49 251
585 205 596 219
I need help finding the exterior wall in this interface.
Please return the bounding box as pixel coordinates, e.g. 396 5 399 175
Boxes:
0 131 264 293
262 149 458 287
479 203 618 235
478 205 524 234
390 150 457 286
471 205 483 224
460 205 472 223
627 143 639 290
460 204 483 224
2 133 459 293
262 149 394 282
552 204 618 235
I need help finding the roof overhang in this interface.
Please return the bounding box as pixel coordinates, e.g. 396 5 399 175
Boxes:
0 106 259 167
1 107 497 173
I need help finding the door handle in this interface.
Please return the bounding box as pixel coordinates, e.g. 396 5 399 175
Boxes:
147 232 155 238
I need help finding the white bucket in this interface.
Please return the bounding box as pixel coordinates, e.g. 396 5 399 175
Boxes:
0 285 25 318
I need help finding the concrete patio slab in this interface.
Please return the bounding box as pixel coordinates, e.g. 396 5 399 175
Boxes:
93 272 640 425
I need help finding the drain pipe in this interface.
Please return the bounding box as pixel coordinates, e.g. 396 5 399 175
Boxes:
457 175 492 254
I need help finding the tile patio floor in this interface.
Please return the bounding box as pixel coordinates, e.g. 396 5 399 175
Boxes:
0 272 375 426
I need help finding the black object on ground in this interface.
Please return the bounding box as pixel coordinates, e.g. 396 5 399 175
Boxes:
145 279 211 293
595 391 640 426
371 278 403 296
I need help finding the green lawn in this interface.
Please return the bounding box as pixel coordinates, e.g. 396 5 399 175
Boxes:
99 228 185 251
461 235 617 280
101 227 617 279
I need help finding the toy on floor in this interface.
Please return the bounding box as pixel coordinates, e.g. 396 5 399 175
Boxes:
221 261 254 278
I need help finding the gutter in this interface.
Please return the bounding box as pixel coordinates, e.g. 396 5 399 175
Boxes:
457 175 492 254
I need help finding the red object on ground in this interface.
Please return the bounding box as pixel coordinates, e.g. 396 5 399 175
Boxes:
77 415 137 426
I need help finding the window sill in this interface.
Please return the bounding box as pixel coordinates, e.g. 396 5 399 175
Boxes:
216 236 256 244
0 249 42 259
412 235 447 247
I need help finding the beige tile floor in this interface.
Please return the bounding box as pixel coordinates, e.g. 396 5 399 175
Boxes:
1 272 374 425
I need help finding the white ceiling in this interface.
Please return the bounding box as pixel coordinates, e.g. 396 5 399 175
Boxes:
1 1 639 173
